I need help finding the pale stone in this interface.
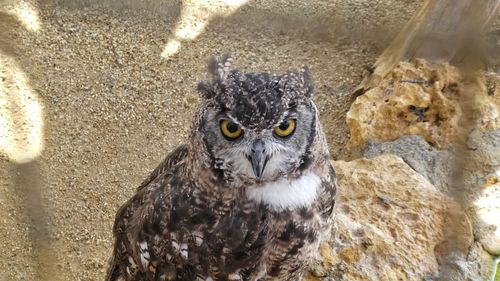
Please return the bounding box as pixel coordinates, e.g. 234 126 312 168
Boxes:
364 135 454 194
460 129 500 256
468 172 500 256
309 155 495 280
363 130 500 259
347 60 500 149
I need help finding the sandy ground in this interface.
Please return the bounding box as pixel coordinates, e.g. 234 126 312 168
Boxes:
0 1 421 280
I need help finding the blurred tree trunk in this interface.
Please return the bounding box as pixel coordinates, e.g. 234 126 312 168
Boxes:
356 0 500 94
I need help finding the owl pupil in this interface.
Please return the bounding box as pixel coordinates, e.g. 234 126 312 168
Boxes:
278 121 289 131
227 122 239 133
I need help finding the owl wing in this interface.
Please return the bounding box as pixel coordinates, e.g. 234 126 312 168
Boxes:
107 181 270 281
319 164 336 218
137 144 189 191
106 170 172 281
106 145 189 281
107 147 268 281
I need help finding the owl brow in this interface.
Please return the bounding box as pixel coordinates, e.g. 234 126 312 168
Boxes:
216 111 243 126
275 110 298 127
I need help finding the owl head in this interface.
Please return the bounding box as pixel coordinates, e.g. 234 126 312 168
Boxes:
193 54 325 185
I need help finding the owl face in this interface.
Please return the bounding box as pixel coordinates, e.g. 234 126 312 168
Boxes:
195 55 318 184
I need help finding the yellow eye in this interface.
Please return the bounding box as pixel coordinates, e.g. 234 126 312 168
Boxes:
274 119 296 138
220 119 243 140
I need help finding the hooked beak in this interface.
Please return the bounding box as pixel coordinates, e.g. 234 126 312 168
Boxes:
248 140 269 180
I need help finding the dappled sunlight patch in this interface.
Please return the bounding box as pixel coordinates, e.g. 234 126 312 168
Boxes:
1 0 41 32
161 39 182 58
0 53 44 163
161 0 248 58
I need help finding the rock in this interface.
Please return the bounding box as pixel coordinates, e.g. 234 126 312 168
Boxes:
469 182 500 256
479 74 500 130
363 131 500 258
437 241 496 281
346 58 500 259
364 135 454 194
346 59 500 149
462 129 500 256
463 130 500 192
311 155 490 280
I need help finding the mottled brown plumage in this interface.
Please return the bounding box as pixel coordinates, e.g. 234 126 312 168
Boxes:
106 54 336 281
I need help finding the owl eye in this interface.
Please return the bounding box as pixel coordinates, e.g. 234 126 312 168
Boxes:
220 119 243 140
274 119 296 138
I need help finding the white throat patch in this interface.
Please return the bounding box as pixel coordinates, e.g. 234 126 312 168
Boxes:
245 172 321 211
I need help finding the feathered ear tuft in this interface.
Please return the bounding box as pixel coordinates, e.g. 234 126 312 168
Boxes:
207 53 233 84
197 81 215 99
299 65 314 98
278 65 314 98
198 53 233 99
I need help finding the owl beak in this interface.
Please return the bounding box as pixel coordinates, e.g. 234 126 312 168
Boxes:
250 140 268 180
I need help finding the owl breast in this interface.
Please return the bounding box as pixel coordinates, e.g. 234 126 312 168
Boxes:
245 172 322 211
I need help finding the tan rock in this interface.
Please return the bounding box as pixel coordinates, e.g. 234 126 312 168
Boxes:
437 241 496 281
347 59 500 149
480 74 500 130
468 179 500 256
457 129 500 256
311 155 485 280
363 130 500 257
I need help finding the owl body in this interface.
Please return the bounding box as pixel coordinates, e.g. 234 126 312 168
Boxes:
106 55 336 281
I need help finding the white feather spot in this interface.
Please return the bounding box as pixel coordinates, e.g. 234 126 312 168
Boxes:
171 240 180 252
140 253 150 268
139 241 150 268
246 172 321 211
128 256 137 269
153 235 161 243
180 243 188 260
228 273 241 281
193 231 204 246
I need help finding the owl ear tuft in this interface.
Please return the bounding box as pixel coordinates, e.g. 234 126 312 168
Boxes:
279 65 314 98
299 65 314 98
197 81 215 99
208 53 233 83
198 53 233 99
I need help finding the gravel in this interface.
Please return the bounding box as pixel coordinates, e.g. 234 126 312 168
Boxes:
0 1 419 280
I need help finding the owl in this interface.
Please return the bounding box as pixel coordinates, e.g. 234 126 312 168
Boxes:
106 54 336 281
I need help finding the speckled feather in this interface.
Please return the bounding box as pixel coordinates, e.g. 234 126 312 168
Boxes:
106 54 336 281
